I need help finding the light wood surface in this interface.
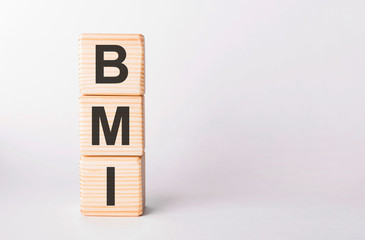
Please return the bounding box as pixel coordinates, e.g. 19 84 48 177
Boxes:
79 34 145 96
80 155 144 216
80 95 144 156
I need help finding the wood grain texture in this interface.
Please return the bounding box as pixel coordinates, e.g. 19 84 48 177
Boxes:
79 33 145 96
80 155 145 216
80 96 144 156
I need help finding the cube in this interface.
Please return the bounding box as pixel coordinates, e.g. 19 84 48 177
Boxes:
80 155 145 216
79 34 145 96
80 95 144 156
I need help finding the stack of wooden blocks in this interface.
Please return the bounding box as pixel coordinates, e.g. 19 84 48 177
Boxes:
79 34 145 216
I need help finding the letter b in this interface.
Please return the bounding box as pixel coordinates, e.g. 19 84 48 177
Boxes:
95 45 128 84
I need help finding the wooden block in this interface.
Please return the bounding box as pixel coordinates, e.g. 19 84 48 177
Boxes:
80 95 144 156
80 155 145 216
79 34 145 96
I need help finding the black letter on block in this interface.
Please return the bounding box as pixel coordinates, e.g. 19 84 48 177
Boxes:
92 107 130 145
106 167 115 206
96 45 128 83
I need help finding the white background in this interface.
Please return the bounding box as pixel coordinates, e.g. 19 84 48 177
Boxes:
1 0 365 239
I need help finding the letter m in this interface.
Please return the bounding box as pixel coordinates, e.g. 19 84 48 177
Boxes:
92 107 130 145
